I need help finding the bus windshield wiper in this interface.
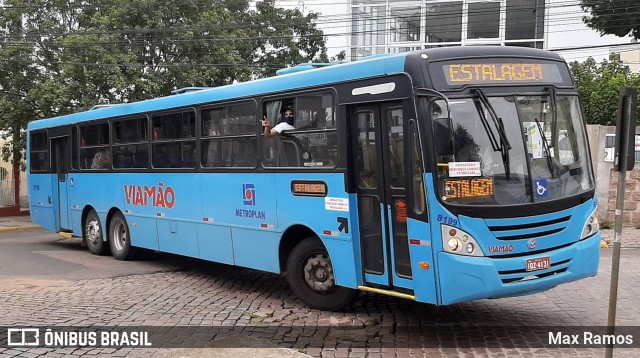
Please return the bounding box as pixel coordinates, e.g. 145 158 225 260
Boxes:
473 88 512 179
534 118 556 178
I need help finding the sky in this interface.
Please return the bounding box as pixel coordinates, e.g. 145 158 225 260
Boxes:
545 1 637 63
273 0 638 64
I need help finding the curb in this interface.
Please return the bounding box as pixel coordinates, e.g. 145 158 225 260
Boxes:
0 225 41 232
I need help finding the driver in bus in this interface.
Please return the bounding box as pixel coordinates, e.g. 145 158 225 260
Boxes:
261 107 295 138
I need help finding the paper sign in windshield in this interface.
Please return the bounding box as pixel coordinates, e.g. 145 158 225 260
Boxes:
448 162 481 177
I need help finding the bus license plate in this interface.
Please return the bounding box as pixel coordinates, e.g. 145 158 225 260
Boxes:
526 257 550 272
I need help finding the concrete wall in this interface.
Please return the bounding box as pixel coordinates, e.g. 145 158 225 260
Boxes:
588 124 640 225
587 124 615 221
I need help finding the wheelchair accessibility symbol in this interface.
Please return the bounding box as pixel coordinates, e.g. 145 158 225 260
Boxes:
534 179 548 199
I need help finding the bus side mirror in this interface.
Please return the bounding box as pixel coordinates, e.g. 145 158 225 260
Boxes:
434 117 455 156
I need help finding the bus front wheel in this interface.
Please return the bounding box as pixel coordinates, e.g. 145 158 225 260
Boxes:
287 238 357 311
109 212 141 261
85 210 110 256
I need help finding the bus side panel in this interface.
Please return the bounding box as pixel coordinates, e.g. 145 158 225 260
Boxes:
273 173 358 288
127 215 159 250
200 173 278 269
232 227 280 273
408 217 438 304
197 224 234 265
29 174 56 232
70 173 124 235
153 174 202 258
120 174 161 250
157 219 200 258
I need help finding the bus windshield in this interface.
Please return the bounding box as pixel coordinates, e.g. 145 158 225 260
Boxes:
433 94 594 206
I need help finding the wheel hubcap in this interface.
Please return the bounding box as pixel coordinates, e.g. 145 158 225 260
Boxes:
113 221 127 251
86 219 100 245
303 253 336 293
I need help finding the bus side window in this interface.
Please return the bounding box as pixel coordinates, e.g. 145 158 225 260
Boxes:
201 101 256 168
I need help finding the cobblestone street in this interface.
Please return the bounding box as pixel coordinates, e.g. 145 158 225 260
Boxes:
0 229 638 357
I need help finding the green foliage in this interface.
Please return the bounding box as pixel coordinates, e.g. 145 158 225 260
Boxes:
600 221 612 229
580 0 640 39
569 54 640 125
0 0 328 163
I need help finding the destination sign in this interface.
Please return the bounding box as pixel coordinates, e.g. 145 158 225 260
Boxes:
441 62 565 85
291 180 327 197
444 178 495 200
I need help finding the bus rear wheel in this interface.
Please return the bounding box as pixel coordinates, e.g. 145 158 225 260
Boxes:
109 212 141 261
287 238 357 311
85 210 109 256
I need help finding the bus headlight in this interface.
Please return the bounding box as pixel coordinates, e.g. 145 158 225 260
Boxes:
441 225 484 257
581 210 599 240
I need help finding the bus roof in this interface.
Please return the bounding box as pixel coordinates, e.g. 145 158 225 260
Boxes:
27 46 567 131
28 52 408 131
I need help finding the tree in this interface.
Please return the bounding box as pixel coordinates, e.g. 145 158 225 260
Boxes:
569 54 640 125
0 0 329 161
580 0 640 39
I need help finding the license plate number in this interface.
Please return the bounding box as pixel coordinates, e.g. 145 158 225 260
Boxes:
526 257 550 272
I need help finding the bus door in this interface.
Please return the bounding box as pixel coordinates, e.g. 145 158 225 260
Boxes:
350 102 418 290
50 136 71 231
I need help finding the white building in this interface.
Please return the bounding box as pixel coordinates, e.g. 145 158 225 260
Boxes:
349 0 546 60
610 44 640 73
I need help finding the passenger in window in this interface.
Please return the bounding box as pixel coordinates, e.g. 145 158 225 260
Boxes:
261 108 295 138
91 151 110 169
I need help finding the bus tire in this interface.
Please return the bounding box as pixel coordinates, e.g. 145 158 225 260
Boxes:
287 238 357 311
85 210 110 256
108 212 141 261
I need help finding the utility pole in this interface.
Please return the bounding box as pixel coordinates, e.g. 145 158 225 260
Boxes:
605 87 637 358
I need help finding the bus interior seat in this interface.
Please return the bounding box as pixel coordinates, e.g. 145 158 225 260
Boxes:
277 138 299 167
280 137 311 167
233 140 256 167
134 149 148 168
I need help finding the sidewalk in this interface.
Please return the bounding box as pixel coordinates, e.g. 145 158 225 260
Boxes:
0 215 41 232
1 215 637 248
599 227 640 248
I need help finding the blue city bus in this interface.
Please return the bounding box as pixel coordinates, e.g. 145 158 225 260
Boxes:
27 47 600 310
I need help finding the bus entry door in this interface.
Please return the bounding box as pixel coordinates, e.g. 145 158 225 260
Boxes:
350 102 416 290
51 136 71 231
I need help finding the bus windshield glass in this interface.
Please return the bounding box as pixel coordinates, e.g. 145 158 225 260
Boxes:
432 94 594 206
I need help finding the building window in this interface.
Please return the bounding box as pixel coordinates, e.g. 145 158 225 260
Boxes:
467 2 500 39
350 0 547 60
352 6 386 49
425 2 463 43
506 0 545 40
390 7 421 43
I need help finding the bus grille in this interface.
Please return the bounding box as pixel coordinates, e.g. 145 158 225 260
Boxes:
498 259 571 284
487 215 571 241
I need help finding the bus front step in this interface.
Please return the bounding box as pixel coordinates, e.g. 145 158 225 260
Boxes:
357 285 415 300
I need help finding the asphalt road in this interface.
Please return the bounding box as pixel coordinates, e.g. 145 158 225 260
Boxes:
0 228 206 281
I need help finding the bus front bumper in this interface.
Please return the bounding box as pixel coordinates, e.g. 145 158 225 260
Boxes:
436 233 601 305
